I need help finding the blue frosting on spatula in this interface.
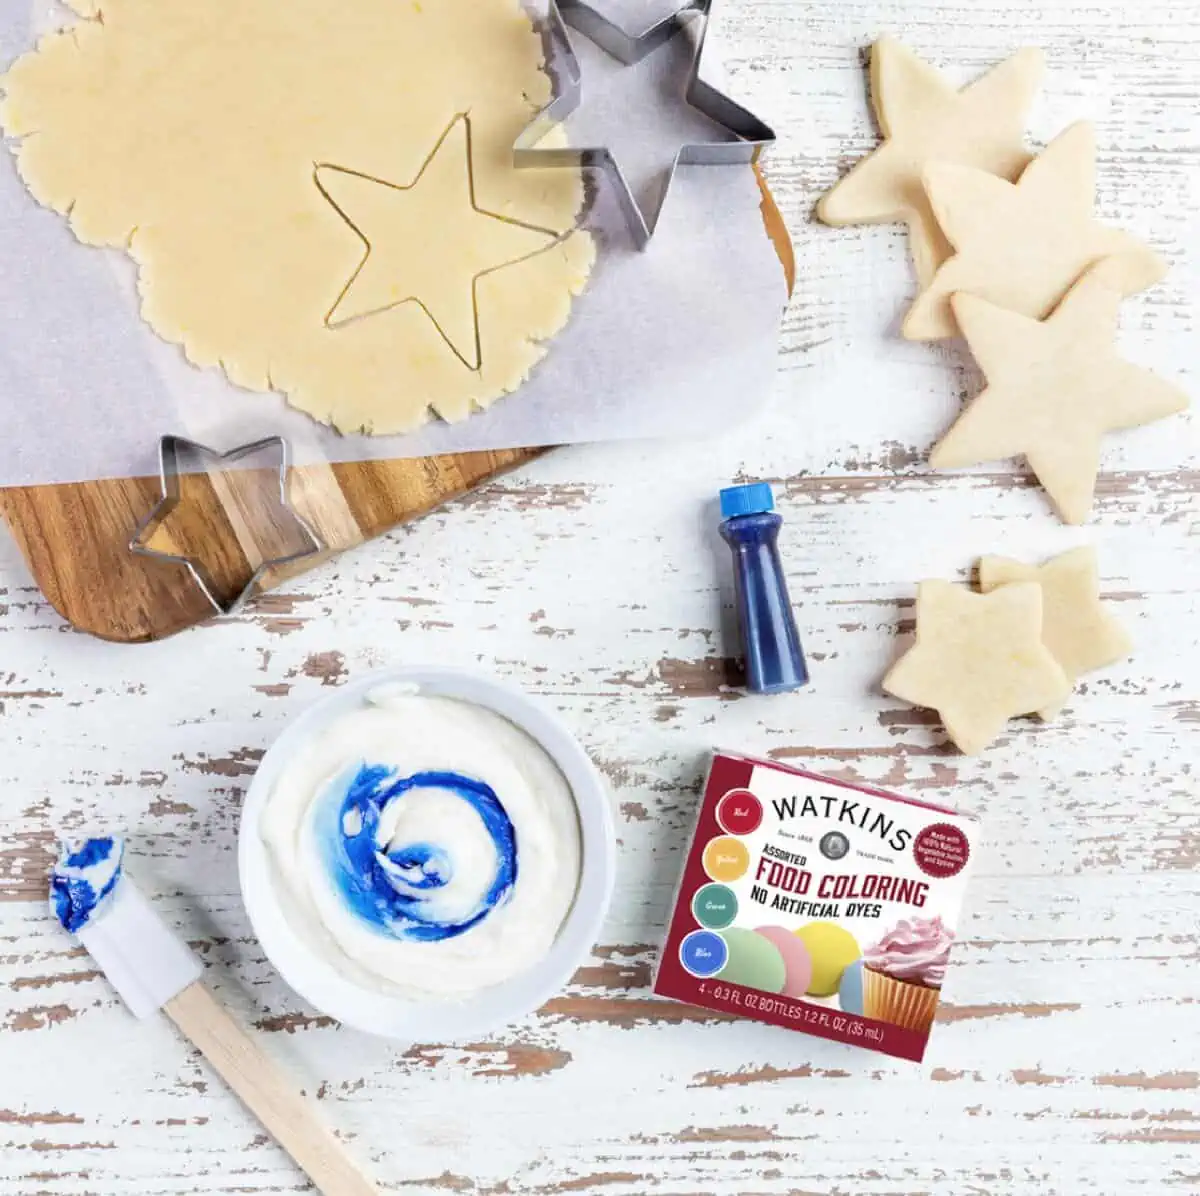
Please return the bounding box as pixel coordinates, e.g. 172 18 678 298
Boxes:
50 837 125 933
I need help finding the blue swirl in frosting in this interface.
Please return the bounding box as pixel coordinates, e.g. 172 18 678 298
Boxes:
318 764 518 942
50 837 125 933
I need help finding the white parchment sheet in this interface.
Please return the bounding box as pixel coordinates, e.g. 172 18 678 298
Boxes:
0 0 786 486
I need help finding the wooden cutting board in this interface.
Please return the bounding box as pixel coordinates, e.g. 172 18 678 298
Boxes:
0 170 793 643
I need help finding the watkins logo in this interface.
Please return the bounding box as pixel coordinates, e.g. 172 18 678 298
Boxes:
771 791 912 853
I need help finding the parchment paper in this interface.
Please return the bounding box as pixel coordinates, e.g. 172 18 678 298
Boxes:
0 0 786 487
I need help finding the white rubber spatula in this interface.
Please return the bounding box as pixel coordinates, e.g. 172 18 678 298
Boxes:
50 837 379 1196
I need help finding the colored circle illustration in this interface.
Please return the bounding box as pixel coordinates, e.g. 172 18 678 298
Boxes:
717 928 786 993
692 883 738 930
716 788 763 836
838 958 865 1015
753 925 813 999
913 822 971 878
793 921 861 997
680 929 728 978
702 835 751 883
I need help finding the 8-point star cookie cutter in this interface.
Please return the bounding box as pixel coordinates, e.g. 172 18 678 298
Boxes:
514 0 776 248
130 435 322 616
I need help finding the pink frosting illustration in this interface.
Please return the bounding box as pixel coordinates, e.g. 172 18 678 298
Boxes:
863 916 954 988
754 926 813 999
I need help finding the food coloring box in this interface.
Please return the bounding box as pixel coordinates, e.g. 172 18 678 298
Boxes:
653 752 979 1061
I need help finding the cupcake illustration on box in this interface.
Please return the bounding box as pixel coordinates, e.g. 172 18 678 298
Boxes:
861 916 953 1034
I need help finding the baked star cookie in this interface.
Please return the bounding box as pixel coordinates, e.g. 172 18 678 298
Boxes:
819 37 1043 288
883 580 1070 755
930 266 1189 524
978 546 1132 719
903 122 1167 340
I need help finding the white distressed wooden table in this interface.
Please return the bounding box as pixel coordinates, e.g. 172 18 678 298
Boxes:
3 1 1199 1192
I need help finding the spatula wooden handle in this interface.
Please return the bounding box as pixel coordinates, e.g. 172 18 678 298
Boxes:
164 981 378 1196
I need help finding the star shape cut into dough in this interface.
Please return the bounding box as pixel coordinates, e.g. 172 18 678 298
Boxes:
978 546 1132 720
883 580 1071 755
819 37 1044 288
929 265 1189 524
316 114 561 369
903 121 1168 340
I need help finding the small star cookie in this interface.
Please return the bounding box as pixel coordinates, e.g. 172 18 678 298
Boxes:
819 37 1044 288
978 546 1132 720
883 580 1071 755
929 265 1189 524
903 121 1167 340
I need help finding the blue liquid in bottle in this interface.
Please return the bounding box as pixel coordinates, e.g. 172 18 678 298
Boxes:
719 482 809 694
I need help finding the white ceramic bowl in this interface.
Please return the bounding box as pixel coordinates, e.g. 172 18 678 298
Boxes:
238 666 615 1041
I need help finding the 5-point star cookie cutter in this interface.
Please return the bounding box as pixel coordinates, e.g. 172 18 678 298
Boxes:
514 0 776 248
130 435 323 617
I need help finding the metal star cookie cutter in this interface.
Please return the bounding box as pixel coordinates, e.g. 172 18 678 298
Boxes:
130 435 322 616
514 0 776 248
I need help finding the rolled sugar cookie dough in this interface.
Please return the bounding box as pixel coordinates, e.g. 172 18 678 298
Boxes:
1 0 594 434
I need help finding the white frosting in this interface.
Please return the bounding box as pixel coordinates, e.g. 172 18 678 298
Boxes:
260 689 582 998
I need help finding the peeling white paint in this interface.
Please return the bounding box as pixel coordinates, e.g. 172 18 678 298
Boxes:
2 0 1199 1190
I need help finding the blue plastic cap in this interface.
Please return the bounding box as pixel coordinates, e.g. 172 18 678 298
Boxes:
720 482 775 520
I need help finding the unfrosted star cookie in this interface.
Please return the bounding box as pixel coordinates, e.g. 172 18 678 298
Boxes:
930 265 1189 524
978 546 1132 719
903 121 1167 340
883 580 1071 755
819 37 1043 288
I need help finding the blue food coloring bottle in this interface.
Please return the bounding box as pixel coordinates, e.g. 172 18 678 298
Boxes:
718 482 809 694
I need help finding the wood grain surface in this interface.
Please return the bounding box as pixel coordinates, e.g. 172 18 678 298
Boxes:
0 449 541 642
2 0 1199 1193
0 174 790 645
